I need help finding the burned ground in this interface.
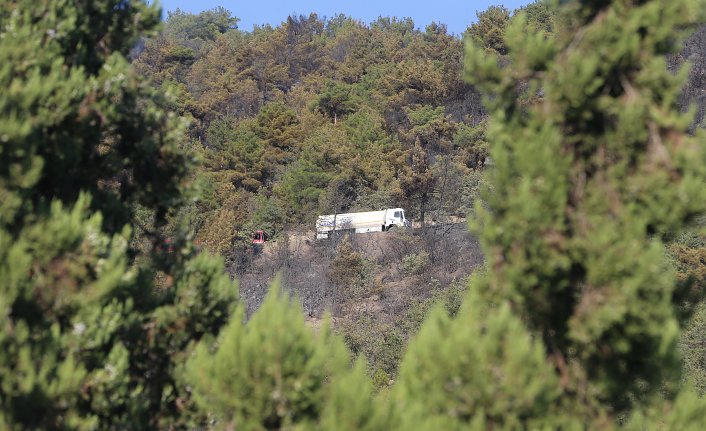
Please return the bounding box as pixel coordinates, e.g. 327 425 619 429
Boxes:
233 224 482 317
227 223 484 383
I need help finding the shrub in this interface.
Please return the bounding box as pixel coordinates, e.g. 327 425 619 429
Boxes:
400 251 430 276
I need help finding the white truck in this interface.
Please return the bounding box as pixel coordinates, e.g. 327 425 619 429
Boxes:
316 208 409 239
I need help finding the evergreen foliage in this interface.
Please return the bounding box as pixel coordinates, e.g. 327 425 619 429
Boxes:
465 6 511 55
312 81 357 124
624 387 706 430
165 7 239 43
4 0 706 428
0 0 185 233
393 291 574 430
0 196 130 429
680 303 706 394
464 0 706 421
0 1 238 428
131 2 490 236
185 280 380 430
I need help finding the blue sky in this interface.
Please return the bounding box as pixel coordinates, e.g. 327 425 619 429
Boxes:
153 1 532 36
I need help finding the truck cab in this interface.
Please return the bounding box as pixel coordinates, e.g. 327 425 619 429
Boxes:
386 208 409 230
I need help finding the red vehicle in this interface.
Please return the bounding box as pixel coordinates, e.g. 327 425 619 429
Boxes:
157 238 174 253
252 230 267 245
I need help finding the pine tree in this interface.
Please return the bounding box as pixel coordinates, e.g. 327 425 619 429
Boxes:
462 0 706 420
393 290 576 430
464 6 511 55
313 81 356 124
0 1 238 428
401 139 435 224
185 280 381 430
394 0 706 427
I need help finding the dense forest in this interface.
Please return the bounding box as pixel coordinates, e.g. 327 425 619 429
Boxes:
2 0 706 429
130 4 522 251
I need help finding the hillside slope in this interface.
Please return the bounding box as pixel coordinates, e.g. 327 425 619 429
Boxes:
236 224 483 316
231 224 483 380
